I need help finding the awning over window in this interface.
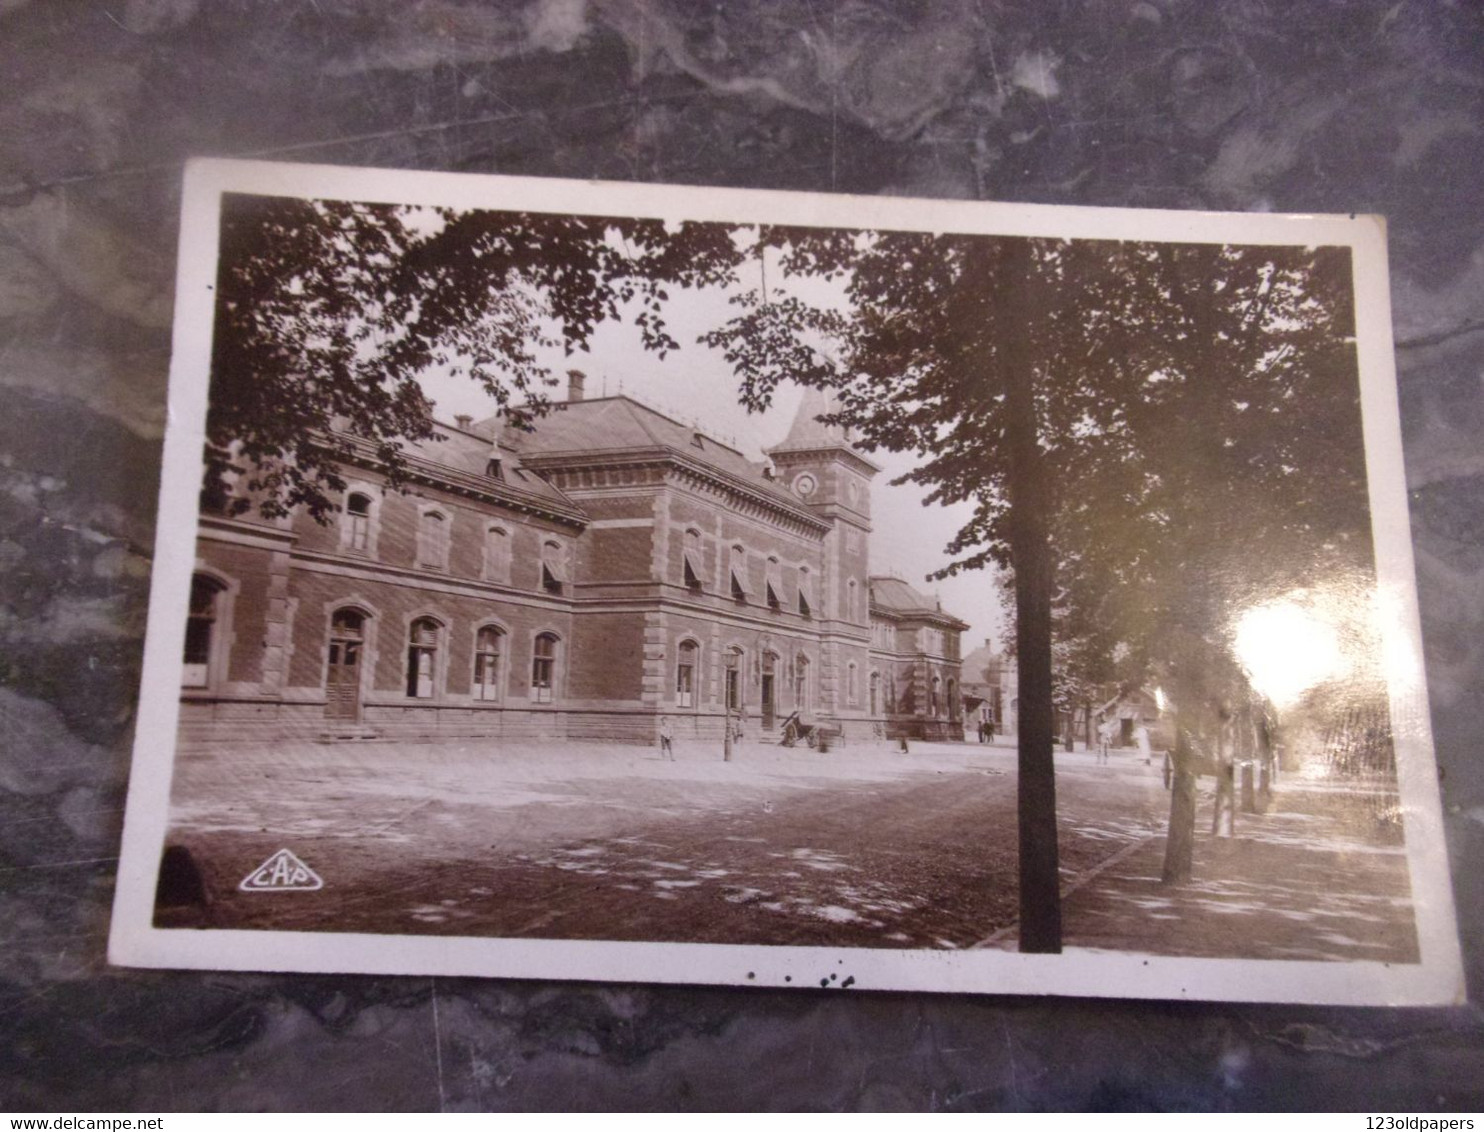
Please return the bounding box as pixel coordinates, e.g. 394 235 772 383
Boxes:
683 547 705 587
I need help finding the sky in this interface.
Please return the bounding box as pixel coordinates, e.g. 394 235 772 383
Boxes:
419 276 1009 654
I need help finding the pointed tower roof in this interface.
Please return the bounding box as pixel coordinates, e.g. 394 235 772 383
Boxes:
767 388 881 472
772 388 849 450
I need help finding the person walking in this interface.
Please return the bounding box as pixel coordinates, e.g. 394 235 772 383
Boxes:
1096 715 1115 765
659 714 674 760
1135 722 1153 766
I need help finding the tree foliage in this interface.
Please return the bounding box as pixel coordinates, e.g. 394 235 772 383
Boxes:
209 192 1372 930
707 226 1370 909
206 192 744 520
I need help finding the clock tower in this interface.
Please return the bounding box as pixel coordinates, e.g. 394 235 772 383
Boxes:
768 390 879 715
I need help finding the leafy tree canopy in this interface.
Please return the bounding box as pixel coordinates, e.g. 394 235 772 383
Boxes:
206 192 745 521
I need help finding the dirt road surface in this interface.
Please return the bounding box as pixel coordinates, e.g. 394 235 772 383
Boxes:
154 737 1417 961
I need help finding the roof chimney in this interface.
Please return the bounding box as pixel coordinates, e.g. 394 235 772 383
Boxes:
567 369 587 402
454 414 473 430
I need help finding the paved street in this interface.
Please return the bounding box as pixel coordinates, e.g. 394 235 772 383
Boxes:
156 736 1418 961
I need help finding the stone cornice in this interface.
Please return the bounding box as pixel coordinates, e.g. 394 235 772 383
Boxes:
521 447 832 537
767 443 882 477
198 513 298 549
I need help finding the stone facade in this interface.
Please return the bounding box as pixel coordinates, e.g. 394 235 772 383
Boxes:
180 384 967 747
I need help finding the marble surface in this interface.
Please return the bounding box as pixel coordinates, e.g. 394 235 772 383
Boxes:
2 0 1482 1111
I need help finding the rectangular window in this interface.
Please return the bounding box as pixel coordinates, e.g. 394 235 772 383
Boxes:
418 511 450 570
407 647 434 698
729 547 752 603
683 549 704 591
532 634 557 703
765 560 782 610
406 618 439 698
182 620 211 688
541 542 567 595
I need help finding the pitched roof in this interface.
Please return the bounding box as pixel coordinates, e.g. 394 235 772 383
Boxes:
767 388 882 472
960 641 1006 685
771 388 851 451
492 396 808 512
869 575 942 615
394 418 582 514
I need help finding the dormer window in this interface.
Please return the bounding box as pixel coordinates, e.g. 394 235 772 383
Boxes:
486 457 504 480
691 432 705 450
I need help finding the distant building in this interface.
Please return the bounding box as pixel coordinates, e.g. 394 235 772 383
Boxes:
181 376 967 747
959 637 1017 738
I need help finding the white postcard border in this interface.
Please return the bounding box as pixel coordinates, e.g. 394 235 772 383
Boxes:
108 158 1465 1006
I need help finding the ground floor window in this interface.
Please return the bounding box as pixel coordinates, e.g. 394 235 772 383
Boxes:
532 632 558 703
725 647 742 711
474 625 503 701
676 640 697 708
794 654 810 710
183 574 225 688
406 617 441 698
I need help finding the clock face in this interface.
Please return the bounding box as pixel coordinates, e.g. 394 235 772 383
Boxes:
793 473 817 498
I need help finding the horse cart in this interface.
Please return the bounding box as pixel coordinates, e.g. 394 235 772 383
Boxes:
778 711 844 750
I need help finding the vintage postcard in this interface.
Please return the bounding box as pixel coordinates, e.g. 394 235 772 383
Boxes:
109 158 1463 1004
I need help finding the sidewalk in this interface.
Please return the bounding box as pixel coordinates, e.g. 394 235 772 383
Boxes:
1051 781 1420 963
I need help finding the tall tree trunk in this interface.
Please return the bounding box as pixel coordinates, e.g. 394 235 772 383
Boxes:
1162 725 1199 883
1240 762 1257 813
1212 715 1236 837
999 238 1063 953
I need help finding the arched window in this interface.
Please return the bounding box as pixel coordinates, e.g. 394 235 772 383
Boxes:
541 540 567 595
406 617 441 698
869 671 880 715
531 632 559 703
794 653 810 710
473 625 503 701
947 678 959 719
930 674 942 716
417 510 450 570
345 493 373 553
725 646 743 711
847 661 859 705
846 578 858 623
183 574 226 688
484 526 511 584
676 639 698 708
886 673 897 714
326 608 366 720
